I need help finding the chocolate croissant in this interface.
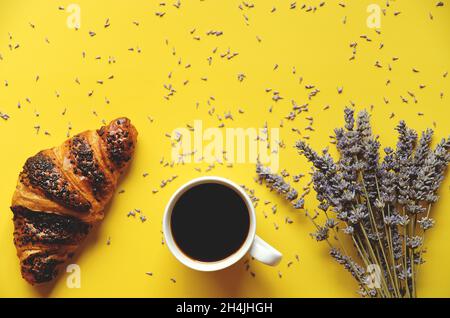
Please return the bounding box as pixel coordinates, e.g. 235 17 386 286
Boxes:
10 118 137 285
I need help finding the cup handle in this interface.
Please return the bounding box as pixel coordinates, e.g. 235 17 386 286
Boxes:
249 235 282 266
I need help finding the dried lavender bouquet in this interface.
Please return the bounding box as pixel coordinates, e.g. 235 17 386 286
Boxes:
257 108 450 298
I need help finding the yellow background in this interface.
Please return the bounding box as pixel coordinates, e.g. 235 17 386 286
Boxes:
0 0 449 298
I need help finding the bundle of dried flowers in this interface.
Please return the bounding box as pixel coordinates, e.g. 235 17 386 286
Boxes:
257 108 450 297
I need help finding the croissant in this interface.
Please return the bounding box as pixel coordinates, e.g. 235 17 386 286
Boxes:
10 117 138 285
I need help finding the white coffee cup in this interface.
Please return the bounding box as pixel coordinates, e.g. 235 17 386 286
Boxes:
163 176 282 271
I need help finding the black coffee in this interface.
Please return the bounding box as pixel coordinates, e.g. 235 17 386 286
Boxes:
170 183 250 262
